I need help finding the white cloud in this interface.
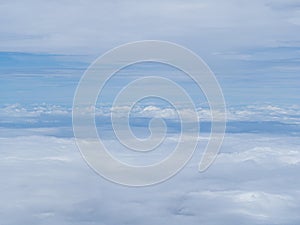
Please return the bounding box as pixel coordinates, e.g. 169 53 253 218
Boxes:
0 0 299 54
0 103 70 118
1 103 300 124
218 146 300 165
0 133 300 224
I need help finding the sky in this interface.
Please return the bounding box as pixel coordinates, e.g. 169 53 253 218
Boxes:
1 0 300 54
0 0 300 224
1 0 300 105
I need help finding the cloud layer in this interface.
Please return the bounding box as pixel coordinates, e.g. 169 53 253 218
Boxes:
0 133 299 224
1 103 300 124
0 0 300 54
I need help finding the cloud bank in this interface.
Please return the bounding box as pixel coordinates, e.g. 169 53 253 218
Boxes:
0 133 299 224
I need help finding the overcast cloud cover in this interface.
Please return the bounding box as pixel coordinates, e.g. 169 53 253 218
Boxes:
1 0 300 224
1 0 300 54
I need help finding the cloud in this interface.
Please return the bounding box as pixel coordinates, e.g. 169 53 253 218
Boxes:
1 103 300 139
0 133 300 224
2 103 300 124
0 103 70 119
1 2 299 223
0 0 299 54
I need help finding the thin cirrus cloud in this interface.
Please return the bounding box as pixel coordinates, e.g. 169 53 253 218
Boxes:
0 0 299 54
1 1 300 107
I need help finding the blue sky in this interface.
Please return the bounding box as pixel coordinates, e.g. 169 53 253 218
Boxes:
1 47 300 106
1 1 300 224
0 0 300 106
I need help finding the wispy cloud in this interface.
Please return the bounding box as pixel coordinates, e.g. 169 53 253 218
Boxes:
0 0 299 54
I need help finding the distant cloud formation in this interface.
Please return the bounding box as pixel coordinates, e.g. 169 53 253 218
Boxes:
1 103 300 123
